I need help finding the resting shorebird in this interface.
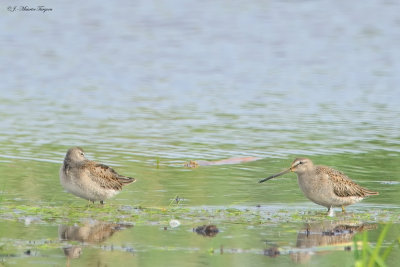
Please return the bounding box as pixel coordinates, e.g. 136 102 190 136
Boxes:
259 158 378 216
60 147 135 204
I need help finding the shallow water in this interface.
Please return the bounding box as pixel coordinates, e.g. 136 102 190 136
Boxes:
1 0 400 266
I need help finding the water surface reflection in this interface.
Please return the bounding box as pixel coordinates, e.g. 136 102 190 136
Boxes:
59 221 133 261
290 221 376 264
264 220 377 264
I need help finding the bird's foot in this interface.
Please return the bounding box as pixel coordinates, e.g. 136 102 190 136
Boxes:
86 200 95 208
100 200 104 205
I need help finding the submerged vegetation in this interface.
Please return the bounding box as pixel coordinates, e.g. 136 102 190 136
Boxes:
0 199 400 266
0 199 399 227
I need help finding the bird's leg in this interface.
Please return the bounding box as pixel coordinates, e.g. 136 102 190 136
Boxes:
327 207 335 217
306 228 310 237
100 200 104 205
341 205 346 213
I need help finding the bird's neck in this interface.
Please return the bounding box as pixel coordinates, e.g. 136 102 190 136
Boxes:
297 168 317 181
63 159 71 173
63 159 85 172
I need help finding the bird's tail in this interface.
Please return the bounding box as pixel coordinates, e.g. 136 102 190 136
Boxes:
362 188 379 196
118 176 136 185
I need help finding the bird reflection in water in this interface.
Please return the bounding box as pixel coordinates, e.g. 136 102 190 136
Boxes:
264 221 376 264
59 221 133 263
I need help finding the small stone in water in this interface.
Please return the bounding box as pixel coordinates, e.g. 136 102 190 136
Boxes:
169 219 181 228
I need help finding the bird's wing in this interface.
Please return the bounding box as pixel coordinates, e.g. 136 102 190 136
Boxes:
320 166 376 197
84 162 124 190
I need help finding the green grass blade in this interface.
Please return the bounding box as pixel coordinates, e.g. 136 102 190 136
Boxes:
363 231 368 266
381 242 394 261
354 235 360 260
366 246 387 267
367 224 391 267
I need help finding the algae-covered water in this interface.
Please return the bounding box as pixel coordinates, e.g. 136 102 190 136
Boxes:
1 0 400 266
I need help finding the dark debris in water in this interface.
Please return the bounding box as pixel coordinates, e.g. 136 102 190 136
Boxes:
194 225 219 237
264 247 280 257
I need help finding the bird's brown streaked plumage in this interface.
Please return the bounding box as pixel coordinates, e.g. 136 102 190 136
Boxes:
259 158 379 215
85 162 133 191
316 166 379 198
60 147 136 204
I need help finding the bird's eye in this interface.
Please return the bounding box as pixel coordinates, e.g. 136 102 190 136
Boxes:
298 161 303 165
80 152 84 156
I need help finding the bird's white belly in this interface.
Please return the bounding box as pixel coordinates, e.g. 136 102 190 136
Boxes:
297 175 363 207
59 167 119 201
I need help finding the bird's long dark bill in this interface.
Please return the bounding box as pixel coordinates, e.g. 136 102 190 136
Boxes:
258 168 291 183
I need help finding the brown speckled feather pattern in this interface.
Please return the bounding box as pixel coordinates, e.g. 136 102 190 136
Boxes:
82 161 135 191
262 157 379 214
60 147 137 203
316 166 379 198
